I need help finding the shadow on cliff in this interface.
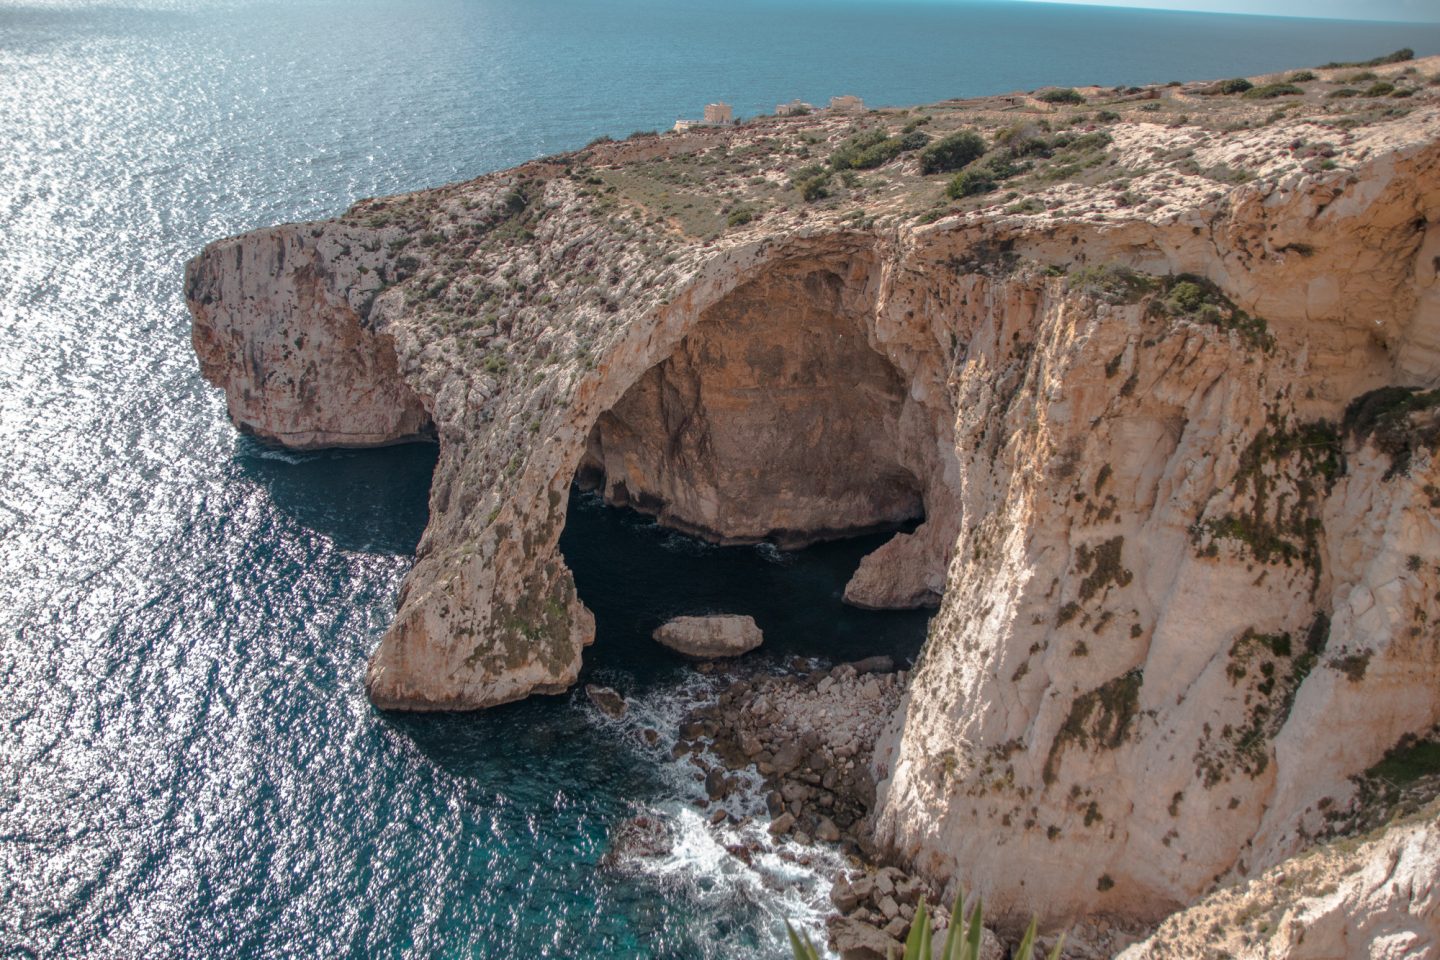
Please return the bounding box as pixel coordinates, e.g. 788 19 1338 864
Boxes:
233 436 437 555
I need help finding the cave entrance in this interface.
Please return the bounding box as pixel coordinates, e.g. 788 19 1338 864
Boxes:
576 261 926 550
562 254 941 675
558 488 932 678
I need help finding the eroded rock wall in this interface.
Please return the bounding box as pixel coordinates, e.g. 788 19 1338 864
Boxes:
870 140 1440 924
186 223 433 449
185 92 1440 929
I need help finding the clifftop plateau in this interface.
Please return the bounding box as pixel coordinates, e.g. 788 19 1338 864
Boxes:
187 54 1440 948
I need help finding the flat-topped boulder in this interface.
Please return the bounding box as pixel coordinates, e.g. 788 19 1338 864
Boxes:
653 615 763 660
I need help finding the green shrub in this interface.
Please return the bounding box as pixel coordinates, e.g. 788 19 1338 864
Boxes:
1067 263 1156 304
1364 81 1396 97
1095 109 1121 122
1243 83 1303 99
948 170 996 198
1343 386 1440 478
799 175 830 201
993 122 1052 158
1038 87 1086 105
1327 88 1361 99
899 130 932 151
1319 48 1412 69
919 131 988 174
830 129 902 170
1155 275 1272 351
1288 70 1317 82
1052 131 1112 153
1215 77 1254 94
790 164 832 201
726 205 757 227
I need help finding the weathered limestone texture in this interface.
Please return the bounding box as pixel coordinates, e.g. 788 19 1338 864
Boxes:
187 57 1440 931
1117 802 1440 960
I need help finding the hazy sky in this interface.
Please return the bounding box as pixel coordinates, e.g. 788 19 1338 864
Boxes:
1014 0 1440 23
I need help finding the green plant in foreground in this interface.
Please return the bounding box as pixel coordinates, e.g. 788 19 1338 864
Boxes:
787 893 1063 960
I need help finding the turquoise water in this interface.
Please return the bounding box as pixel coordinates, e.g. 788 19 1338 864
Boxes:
2 1 1438 956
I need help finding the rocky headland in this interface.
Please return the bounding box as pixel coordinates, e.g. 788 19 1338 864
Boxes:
188 53 1440 956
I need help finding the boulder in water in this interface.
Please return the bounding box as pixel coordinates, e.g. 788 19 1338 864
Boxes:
585 683 628 718
600 814 673 870
652 615 763 659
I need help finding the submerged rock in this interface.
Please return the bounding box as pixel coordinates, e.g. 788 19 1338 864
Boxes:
583 683 627 718
652 615 763 660
600 814 673 869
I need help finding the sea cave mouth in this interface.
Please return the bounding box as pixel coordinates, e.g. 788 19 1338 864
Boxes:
576 256 929 551
559 253 942 676
558 486 933 678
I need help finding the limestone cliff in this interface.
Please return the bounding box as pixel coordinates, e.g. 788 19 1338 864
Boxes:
186 56 1440 941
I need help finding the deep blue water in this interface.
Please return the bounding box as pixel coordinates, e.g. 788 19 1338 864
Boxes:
2 1 1438 956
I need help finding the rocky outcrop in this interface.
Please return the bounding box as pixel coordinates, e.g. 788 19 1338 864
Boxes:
187 55 1440 932
1118 801 1440 960
186 224 433 449
652 615 764 659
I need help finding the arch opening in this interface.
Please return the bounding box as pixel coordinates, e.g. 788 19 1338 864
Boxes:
577 260 929 554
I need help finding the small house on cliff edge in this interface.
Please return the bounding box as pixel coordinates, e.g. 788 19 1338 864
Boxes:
673 102 736 132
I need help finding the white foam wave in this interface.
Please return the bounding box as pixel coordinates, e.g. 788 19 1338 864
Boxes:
245 446 322 465
583 674 848 958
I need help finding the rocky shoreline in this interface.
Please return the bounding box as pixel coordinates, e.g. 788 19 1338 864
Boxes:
659 657 1161 959
662 657 998 958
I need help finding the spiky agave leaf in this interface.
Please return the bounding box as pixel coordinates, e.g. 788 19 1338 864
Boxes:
1016 917 1039 959
964 898 983 960
939 888 965 960
785 921 822 960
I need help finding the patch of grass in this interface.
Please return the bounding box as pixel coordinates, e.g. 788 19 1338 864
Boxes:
1043 668 1143 785
1367 737 1440 787
1067 263 1156 305
1343 386 1440 479
1153 275 1273 351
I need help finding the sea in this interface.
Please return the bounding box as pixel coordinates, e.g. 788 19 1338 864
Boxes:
2 1 1437 956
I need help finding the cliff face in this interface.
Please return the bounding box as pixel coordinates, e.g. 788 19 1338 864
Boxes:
186 58 1440 932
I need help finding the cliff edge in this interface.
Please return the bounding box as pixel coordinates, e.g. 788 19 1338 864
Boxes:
186 56 1440 938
